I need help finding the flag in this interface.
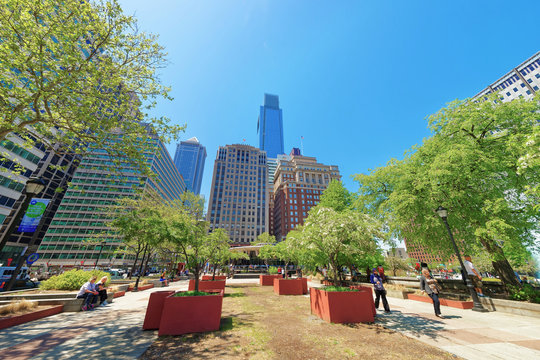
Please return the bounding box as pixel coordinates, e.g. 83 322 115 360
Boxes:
301 136 304 139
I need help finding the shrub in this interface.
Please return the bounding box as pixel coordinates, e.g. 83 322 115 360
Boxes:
39 269 110 291
268 267 278 275
0 299 38 316
323 286 358 292
509 284 540 303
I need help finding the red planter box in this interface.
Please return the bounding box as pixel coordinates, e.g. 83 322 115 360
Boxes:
202 275 227 280
0 305 63 330
143 290 175 330
113 291 126 298
128 284 154 292
260 274 281 286
349 285 376 317
407 294 473 309
273 278 306 295
158 290 224 336
188 279 226 292
310 288 374 323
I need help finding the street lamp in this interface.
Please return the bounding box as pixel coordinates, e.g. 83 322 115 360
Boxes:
435 206 488 312
94 241 106 270
0 177 46 256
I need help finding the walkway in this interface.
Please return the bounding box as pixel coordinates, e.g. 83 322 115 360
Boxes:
379 296 540 360
0 279 538 359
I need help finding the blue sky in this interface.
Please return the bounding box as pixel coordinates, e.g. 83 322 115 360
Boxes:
119 0 539 205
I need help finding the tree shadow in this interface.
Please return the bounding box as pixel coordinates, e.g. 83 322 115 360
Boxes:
374 310 452 339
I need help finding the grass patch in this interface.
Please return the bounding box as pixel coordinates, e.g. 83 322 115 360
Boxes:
173 291 213 297
224 292 245 298
323 286 358 292
0 299 37 316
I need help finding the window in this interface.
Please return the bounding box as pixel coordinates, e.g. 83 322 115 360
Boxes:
506 92 511 96
513 87 518 92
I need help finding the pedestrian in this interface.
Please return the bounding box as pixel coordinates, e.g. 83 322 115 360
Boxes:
77 276 99 311
420 269 444 319
377 264 386 282
464 255 485 297
94 276 109 306
371 268 390 312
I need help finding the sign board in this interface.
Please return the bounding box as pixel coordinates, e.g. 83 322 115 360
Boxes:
26 253 40 266
18 198 50 233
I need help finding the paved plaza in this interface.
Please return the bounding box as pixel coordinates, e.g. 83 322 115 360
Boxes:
0 280 538 360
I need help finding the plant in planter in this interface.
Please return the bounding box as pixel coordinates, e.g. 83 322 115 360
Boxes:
289 205 384 323
201 229 248 281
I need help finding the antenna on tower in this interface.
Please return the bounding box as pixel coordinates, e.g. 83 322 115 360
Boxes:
300 136 304 155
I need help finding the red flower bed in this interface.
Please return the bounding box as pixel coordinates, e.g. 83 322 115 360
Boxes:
259 274 281 286
202 275 227 280
158 290 224 336
407 293 473 309
0 305 63 330
273 278 306 295
128 284 154 292
310 288 374 324
113 291 126 298
143 290 176 330
188 279 226 292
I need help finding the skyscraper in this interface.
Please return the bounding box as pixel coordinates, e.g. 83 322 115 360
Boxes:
257 94 284 158
207 144 269 245
273 149 341 240
173 137 206 195
36 134 186 267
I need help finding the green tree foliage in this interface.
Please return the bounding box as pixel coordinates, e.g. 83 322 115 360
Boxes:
253 232 276 246
288 207 383 285
203 229 248 280
356 94 539 288
318 179 354 212
0 0 184 175
384 252 411 276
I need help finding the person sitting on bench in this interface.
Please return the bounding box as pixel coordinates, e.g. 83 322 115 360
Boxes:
77 276 98 311
94 276 109 306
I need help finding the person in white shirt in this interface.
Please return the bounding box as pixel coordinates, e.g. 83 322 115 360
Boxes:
77 276 99 311
464 255 484 297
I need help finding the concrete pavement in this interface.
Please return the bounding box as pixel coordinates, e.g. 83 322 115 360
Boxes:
0 279 538 359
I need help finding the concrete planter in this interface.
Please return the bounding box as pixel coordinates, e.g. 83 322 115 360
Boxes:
480 297 540 317
113 291 126 298
273 278 306 295
259 274 281 286
0 305 63 330
142 290 176 330
386 289 414 299
407 293 473 309
158 290 224 336
310 287 374 323
128 284 154 292
188 279 226 292
202 275 226 280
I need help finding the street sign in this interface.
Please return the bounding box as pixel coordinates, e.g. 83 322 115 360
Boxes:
26 253 40 266
18 198 50 233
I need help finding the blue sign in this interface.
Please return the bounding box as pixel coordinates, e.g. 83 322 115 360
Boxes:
18 198 50 233
26 253 40 266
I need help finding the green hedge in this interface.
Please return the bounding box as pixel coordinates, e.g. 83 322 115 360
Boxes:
40 269 110 291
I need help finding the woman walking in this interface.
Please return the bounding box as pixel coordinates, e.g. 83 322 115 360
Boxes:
420 269 444 319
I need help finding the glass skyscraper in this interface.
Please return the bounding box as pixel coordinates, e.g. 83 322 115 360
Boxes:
173 137 206 195
257 94 284 158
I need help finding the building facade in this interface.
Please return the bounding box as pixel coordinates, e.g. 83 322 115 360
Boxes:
0 141 80 265
36 135 186 266
257 94 284 158
207 144 269 245
475 51 540 102
173 137 206 195
273 149 341 240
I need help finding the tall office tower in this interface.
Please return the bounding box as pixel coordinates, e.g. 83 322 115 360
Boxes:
273 148 341 240
257 94 284 158
36 135 186 267
475 51 540 102
173 137 206 195
207 144 268 245
0 139 80 265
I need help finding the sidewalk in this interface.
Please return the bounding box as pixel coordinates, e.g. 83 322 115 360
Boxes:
378 296 540 360
0 280 191 360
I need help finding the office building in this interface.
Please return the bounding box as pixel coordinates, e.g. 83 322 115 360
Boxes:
273 149 341 240
173 137 206 195
0 140 80 265
36 135 186 266
475 51 540 102
257 94 284 158
207 144 269 245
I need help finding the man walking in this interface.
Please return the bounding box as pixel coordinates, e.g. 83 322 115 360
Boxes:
371 268 390 313
464 255 484 297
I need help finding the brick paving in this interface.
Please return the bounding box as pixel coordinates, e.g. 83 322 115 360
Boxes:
0 279 538 360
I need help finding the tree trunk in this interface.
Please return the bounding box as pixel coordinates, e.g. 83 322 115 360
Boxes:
194 267 200 292
129 242 142 280
330 261 339 286
134 244 148 291
479 237 520 289
212 265 217 281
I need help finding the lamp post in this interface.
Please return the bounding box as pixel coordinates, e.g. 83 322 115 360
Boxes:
0 177 46 256
436 206 488 312
94 241 106 270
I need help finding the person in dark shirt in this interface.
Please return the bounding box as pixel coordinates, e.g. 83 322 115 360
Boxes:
95 276 109 306
371 268 390 312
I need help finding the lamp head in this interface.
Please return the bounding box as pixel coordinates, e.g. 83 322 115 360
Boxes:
25 177 46 196
435 206 448 219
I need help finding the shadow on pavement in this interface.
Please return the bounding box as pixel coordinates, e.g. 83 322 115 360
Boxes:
375 310 461 339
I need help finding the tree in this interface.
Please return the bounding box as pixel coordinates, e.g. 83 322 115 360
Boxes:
318 179 354 212
0 0 184 175
290 207 383 286
384 251 411 276
356 94 539 288
202 229 247 280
